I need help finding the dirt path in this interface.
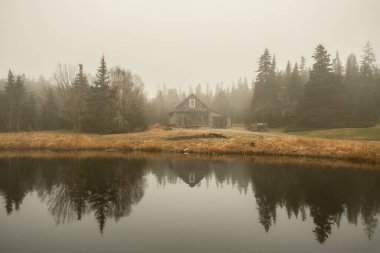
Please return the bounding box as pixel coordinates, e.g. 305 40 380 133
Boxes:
216 127 280 137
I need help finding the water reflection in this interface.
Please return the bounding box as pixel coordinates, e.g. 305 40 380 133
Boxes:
0 156 379 243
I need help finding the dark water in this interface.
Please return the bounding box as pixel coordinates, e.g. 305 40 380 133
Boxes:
1 155 380 253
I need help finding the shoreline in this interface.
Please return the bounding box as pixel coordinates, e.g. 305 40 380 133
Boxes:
0 128 379 165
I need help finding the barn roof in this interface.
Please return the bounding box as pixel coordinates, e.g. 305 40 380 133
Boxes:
169 94 212 113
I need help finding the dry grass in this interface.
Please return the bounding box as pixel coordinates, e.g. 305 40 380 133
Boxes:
0 127 379 164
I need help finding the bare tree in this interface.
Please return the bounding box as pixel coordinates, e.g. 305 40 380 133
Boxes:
53 64 77 129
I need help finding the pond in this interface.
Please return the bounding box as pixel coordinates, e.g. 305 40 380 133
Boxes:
0 153 380 253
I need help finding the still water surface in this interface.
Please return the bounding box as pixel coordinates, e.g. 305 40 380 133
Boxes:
0 154 380 253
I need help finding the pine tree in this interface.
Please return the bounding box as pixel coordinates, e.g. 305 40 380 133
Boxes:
0 90 5 130
13 75 26 131
344 54 360 125
212 90 231 117
295 44 350 128
270 54 277 79
361 42 376 80
300 56 306 72
345 54 359 81
40 86 65 130
4 70 16 131
333 51 343 77
4 71 26 131
376 73 380 119
22 93 39 131
356 42 377 125
83 56 117 133
299 56 309 83
310 44 332 81
285 61 292 79
72 64 89 131
195 84 202 97
255 49 272 84
251 49 282 126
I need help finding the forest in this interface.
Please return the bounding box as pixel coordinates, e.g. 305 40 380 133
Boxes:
0 42 379 133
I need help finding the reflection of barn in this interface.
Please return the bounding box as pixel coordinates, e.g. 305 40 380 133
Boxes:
169 159 211 187
169 94 231 129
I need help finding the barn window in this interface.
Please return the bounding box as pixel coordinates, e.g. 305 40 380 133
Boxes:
189 99 195 108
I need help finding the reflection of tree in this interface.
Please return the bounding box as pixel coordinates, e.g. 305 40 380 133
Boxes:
362 211 378 240
251 168 280 232
248 162 380 243
0 157 146 234
0 158 36 214
1 156 380 242
46 158 146 234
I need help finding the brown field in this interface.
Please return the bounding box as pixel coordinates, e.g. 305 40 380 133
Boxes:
0 127 379 164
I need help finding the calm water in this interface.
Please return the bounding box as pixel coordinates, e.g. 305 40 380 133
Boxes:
1 155 380 253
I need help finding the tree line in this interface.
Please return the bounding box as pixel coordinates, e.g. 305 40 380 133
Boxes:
147 42 380 129
0 42 379 133
251 42 380 129
0 56 147 133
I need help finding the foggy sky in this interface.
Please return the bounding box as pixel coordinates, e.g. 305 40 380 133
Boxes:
1 0 379 95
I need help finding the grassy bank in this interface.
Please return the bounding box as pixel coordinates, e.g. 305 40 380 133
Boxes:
0 127 379 164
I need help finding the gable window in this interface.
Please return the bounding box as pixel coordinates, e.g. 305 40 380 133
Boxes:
189 99 195 108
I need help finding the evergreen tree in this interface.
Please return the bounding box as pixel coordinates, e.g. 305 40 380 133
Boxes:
285 61 292 79
195 84 202 97
4 70 16 131
376 74 380 119
151 90 167 124
355 42 377 125
0 90 5 130
295 44 350 128
288 63 303 102
40 87 66 130
270 54 277 77
212 90 231 117
299 56 309 83
281 63 304 125
361 42 376 80
344 54 361 125
83 56 117 133
13 75 26 131
300 56 306 72
251 49 282 126
21 93 39 131
4 71 26 131
333 51 343 77
72 64 89 131
309 45 332 81
345 54 360 82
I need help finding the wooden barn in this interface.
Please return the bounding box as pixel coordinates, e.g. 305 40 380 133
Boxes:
169 94 231 129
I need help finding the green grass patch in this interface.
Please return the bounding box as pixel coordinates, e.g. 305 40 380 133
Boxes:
288 124 380 141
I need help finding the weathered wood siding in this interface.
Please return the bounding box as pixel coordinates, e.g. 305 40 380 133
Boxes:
169 94 231 129
171 111 209 128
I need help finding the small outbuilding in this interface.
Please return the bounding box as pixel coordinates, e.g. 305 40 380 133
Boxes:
169 94 231 129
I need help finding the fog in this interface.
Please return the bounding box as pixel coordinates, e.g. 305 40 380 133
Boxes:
1 0 379 94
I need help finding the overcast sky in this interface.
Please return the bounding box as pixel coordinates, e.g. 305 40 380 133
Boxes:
0 0 379 95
